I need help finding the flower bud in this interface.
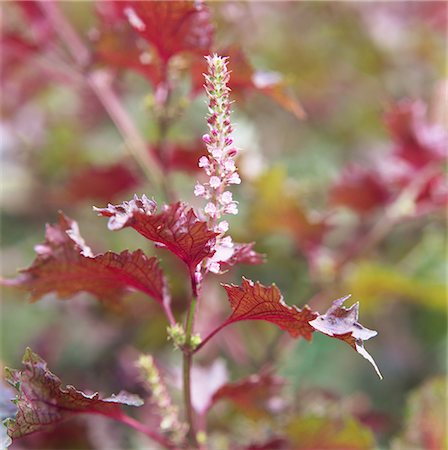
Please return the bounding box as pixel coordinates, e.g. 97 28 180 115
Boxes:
202 134 212 144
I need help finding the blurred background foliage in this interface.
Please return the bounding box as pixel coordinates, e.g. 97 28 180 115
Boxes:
1 1 446 449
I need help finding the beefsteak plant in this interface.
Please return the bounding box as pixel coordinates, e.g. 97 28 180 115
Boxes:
2 52 381 450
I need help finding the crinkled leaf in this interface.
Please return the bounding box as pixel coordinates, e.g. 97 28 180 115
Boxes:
65 163 139 203
95 196 218 274
223 278 317 340
4 348 143 442
116 1 213 62
2 212 167 305
219 243 265 273
309 295 382 379
222 280 381 378
210 373 284 416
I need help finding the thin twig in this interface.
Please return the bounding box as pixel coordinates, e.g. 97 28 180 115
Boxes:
113 411 176 450
39 1 165 197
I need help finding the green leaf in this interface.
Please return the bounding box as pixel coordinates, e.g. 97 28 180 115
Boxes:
285 415 375 450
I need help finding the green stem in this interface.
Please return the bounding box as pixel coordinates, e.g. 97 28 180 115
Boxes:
183 293 198 446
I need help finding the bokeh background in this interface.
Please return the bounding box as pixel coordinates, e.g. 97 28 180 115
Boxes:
1 2 446 449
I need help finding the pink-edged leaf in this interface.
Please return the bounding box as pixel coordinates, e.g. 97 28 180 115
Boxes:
309 295 382 379
4 348 143 442
219 243 265 272
209 373 284 414
115 1 213 62
64 163 139 203
2 212 167 305
94 196 218 274
223 278 317 340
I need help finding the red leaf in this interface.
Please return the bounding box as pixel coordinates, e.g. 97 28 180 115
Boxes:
93 8 164 86
115 1 213 62
244 438 289 450
210 373 284 414
330 164 391 214
15 1 54 45
151 140 206 174
385 99 447 169
309 295 382 379
4 348 143 442
219 242 265 273
222 278 317 340
64 163 140 203
95 196 218 274
3 212 167 305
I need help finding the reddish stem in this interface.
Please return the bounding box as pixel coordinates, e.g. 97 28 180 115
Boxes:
112 411 175 449
194 320 230 354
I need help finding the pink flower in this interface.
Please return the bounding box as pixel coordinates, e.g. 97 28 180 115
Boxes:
209 176 221 189
194 54 242 273
220 191 233 205
204 202 217 217
224 202 238 215
198 156 209 168
194 183 206 197
227 173 241 185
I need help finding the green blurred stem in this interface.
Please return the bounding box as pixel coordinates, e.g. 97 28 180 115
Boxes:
183 292 198 447
39 1 166 200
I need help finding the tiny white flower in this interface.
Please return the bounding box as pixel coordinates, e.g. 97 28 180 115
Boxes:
209 176 221 189
211 147 223 159
220 191 233 205
228 172 241 184
198 156 209 168
204 202 217 217
220 235 233 247
216 220 229 233
225 202 238 215
223 159 236 172
208 261 221 273
194 183 206 197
